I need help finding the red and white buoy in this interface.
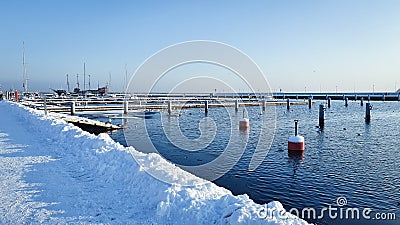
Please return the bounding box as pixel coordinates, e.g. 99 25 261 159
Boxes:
288 120 305 151
239 109 250 130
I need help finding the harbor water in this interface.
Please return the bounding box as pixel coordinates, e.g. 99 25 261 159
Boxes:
103 100 399 225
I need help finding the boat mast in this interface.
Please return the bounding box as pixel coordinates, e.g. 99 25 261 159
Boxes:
76 74 80 89
125 64 128 92
22 42 28 93
83 62 86 91
108 72 111 92
66 74 70 93
88 74 91 90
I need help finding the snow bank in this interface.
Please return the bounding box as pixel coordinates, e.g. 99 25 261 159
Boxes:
0 101 310 225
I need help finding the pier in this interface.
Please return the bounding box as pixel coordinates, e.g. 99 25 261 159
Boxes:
272 92 400 101
18 94 310 114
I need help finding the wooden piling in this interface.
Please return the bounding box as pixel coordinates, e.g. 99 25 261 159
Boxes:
319 104 325 128
262 99 266 111
235 99 239 112
366 102 371 122
327 97 331 108
44 98 48 115
123 100 128 114
70 101 75 116
286 98 290 110
167 101 172 115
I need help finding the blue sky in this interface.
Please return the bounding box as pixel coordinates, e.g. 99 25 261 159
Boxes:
0 0 399 93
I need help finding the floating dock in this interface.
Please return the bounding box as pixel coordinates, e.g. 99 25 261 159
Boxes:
50 113 123 135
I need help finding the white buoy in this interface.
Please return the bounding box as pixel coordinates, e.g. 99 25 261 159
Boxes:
288 120 305 151
239 109 249 130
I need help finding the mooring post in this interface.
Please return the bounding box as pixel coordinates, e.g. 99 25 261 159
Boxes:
70 101 75 116
360 97 364 106
319 104 325 128
366 102 371 122
204 100 209 114
308 98 312 109
235 99 239 112
354 94 357 101
262 99 266 111
286 98 290 110
327 97 331 108
382 94 385 101
123 100 128 115
368 95 371 101
296 95 298 100
167 101 172 115
345 97 348 107
44 97 48 116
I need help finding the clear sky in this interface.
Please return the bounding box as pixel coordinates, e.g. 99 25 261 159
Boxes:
0 0 399 93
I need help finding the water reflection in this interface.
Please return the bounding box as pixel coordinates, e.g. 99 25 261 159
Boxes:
287 150 304 178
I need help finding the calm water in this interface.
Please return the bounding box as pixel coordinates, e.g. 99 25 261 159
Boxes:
104 100 400 225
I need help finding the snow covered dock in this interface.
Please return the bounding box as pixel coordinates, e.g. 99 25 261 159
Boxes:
0 101 310 225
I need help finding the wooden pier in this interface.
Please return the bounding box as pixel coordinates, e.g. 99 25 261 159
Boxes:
21 99 309 113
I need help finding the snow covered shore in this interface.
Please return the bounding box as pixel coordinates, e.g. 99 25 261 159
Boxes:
0 101 310 224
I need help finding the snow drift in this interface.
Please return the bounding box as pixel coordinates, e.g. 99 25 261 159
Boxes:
0 101 310 224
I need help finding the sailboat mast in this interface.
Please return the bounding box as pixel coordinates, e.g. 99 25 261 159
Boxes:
22 42 28 93
108 72 111 92
76 74 80 89
66 74 70 93
83 62 86 91
125 64 128 91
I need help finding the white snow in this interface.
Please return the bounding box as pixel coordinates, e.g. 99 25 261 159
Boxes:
0 101 310 225
288 136 305 143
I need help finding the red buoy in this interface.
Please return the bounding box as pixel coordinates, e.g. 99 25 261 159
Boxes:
288 120 305 151
239 109 249 130
239 118 249 129
14 90 19 102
